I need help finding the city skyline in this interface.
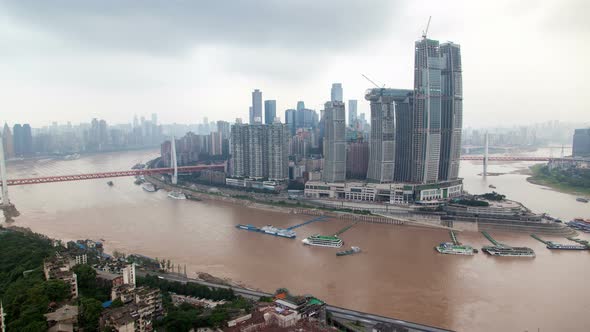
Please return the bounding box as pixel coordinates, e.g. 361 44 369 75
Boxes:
1 1 588 128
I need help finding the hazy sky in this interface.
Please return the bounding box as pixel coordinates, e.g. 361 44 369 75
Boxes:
1 0 589 128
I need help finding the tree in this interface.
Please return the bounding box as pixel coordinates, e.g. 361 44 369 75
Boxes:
112 250 126 259
79 297 103 332
44 279 70 302
73 264 97 295
111 298 124 308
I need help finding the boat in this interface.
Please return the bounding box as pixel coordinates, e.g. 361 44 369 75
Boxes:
546 242 589 250
566 218 590 232
107 181 114 186
167 191 186 200
302 234 343 248
142 183 156 192
576 197 589 203
481 246 535 257
435 242 477 255
488 184 497 189
260 225 296 239
336 246 361 256
236 224 259 231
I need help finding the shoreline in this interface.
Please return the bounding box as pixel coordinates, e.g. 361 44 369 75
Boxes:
526 176 590 196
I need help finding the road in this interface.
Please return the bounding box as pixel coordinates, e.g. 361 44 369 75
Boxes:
138 270 454 332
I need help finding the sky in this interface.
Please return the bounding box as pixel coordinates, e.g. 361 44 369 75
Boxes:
1 0 589 128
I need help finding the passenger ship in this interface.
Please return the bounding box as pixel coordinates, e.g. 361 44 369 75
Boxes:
302 235 343 248
435 242 477 255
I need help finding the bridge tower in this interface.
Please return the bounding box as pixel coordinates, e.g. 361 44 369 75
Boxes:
0 136 10 207
170 136 178 185
483 132 489 177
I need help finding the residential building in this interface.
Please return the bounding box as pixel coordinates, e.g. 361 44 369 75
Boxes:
348 99 357 127
266 123 290 180
1 124 14 159
122 263 136 287
44 304 78 332
250 89 263 124
439 42 463 181
264 100 277 125
216 120 231 140
573 128 590 157
12 124 23 156
107 285 163 332
43 256 79 298
330 83 343 102
210 131 223 156
322 101 346 182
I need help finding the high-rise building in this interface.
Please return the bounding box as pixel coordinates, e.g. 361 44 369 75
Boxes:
573 128 590 157
412 37 444 184
264 100 277 125
250 89 263 124
348 100 358 128
285 108 318 135
285 109 296 135
266 123 290 180
2 124 14 159
216 121 231 140
322 101 346 182
151 113 158 126
297 101 305 111
22 124 33 157
365 89 412 183
394 95 414 182
439 42 463 181
346 139 369 179
210 131 223 156
331 83 343 102
12 124 23 157
230 123 249 177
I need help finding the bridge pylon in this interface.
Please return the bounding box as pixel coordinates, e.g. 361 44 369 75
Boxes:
483 132 489 177
0 135 10 207
170 136 178 185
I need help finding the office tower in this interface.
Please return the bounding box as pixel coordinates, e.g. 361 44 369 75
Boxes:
348 100 358 128
266 123 290 180
285 109 296 135
12 124 23 156
412 37 443 184
22 124 32 156
346 139 369 179
216 121 231 140
98 120 108 147
250 89 263 124
573 128 590 157
394 95 414 182
2 124 14 159
366 89 412 183
322 101 346 182
264 100 277 125
151 113 158 125
133 115 139 128
297 101 305 111
439 42 463 181
331 83 343 102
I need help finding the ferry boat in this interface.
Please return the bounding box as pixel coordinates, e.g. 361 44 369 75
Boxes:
488 184 497 189
576 197 589 203
336 246 361 256
142 183 156 192
566 218 590 232
260 225 296 239
546 243 589 250
435 242 477 255
107 181 114 187
167 191 186 200
302 235 343 248
482 246 535 257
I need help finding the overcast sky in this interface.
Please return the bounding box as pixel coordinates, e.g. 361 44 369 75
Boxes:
1 0 589 128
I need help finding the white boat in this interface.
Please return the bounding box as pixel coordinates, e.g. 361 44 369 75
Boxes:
142 183 156 192
259 225 296 238
302 234 343 248
167 191 186 200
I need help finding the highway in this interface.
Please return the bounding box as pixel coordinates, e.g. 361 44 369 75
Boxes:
138 270 454 332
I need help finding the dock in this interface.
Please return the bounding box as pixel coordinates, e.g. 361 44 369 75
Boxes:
334 221 359 236
449 230 459 245
481 231 508 247
530 234 550 245
531 234 589 250
566 237 590 248
286 216 327 230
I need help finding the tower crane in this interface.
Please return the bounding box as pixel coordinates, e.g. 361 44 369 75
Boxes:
422 16 432 39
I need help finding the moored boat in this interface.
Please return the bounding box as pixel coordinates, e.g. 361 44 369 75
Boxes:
576 197 588 203
435 242 477 255
302 234 343 248
482 246 535 257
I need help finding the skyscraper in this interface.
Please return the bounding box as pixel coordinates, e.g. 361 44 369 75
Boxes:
573 128 590 157
348 100 358 128
365 88 412 183
12 124 23 156
346 139 369 179
439 42 463 181
285 109 296 135
151 113 158 126
322 101 346 182
264 100 277 125
22 124 32 156
250 89 263 124
412 37 443 184
394 94 414 182
230 123 249 177
331 83 343 102
216 120 231 140
297 101 305 111
2 124 14 159
266 123 290 180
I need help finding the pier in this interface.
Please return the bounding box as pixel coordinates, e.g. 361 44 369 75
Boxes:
530 234 550 245
481 231 508 247
566 237 590 248
449 230 459 245
334 221 359 236
286 216 327 230
531 234 589 250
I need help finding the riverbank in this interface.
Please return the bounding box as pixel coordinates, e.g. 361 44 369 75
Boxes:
527 164 590 196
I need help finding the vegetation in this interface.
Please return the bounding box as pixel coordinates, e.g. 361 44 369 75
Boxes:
137 275 236 301
78 297 103 331
454 199 490 207
480 191 506 201
73 264 110 301
529 164 590 195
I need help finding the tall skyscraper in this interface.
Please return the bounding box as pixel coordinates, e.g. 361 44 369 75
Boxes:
573 128 590 157
285 109 296 135
412 37 443 184
366 89 412 183
346 139 369 179
151 113 158 125
322 101 346 182
230 123 249 177
439 42 463 181
2 124 14 159
22 124 32 156
348 100 358 127
394 94 414 182
12 124 23 157
266 123 290 180
250 89 263 124
264 100 277 125
216 120 231 140
297 101 305 111
331 83 343 102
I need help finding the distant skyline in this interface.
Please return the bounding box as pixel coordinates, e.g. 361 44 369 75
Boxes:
1 0 589 127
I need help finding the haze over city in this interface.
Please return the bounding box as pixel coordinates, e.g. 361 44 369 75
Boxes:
1 0 589 127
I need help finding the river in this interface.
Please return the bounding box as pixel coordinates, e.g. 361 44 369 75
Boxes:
2 149 589 331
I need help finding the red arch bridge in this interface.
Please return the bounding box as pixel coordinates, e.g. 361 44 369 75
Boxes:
2 156 581 187
4 165 225 186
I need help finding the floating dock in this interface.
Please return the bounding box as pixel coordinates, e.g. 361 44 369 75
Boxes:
235 216 329 239
334 221 359 236
566 237 590 248
481 231 508 247
286 216 327 230
531 234 588 250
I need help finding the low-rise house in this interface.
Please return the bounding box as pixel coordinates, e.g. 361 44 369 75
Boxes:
44 304 78 332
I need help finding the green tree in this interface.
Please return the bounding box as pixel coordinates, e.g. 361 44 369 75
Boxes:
44 279 70 302
73 264 97 295
79 297 103 332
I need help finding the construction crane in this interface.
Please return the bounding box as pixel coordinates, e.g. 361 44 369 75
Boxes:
361 74 383 89
422 16 432 39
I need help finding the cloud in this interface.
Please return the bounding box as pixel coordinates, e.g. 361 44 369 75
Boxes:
1 0 397 55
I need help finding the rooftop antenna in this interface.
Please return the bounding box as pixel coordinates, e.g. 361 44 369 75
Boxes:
422 16 432 39
361 74 384 89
